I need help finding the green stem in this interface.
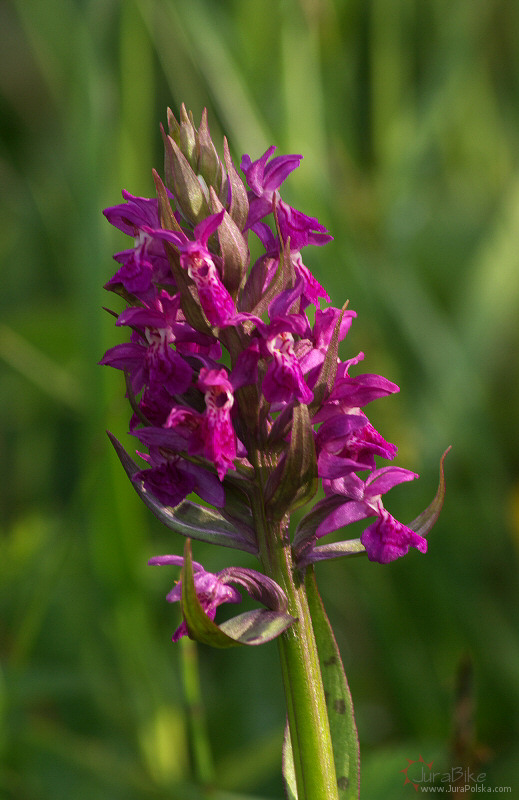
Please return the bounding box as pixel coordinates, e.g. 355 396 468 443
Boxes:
250 488 339 800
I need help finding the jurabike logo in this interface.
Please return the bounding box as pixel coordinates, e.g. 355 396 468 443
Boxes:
401 755 489 792
402 755 435 791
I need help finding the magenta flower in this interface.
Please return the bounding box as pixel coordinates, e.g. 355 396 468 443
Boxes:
262 327 313 406
198 367 237 480
99 319 193 398
143 210 236 326
241 147 332 250
104 191 171 294
102 106 446 611
240 146 301 228
148 554 242 642
132 438 225 508
361 509 427 564
315 466 419 538
251 222 331 313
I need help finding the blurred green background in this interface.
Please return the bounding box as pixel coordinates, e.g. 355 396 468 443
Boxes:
1 0 518 797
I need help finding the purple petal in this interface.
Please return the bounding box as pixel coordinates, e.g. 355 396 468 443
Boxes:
116 307 167 329
241 146 277 195
104 192 159 235
331 373 400 406
268 278 305 320
316 500 375 539
184 462 226 508
133 426 190 451
364 466 419 499
141 226 187 247
317 450 372 479
316 413 368 450
99 342 144 372
149 554 203 570
230 341 261 390
251 221 277 252
262 153 302 192
361 509 427 564
193 209 225 247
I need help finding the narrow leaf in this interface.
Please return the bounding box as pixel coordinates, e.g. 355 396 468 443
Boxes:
282 722 298 800
163 130 210 224
297 539 366 568
218 609 296 644
408 446 451 537
310 303 348 414
197 107 221 190
305 568 360 799
153 169 213 335
166 106 180 142
152 167 182 232
181 540 295 648
107 432 257 553
292 495 351 555
178 103 197 168
266 403 318 517
210 186 249 295
181 539 238 648
223 136 249 231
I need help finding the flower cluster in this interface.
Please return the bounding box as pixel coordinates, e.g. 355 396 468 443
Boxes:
101 106 444 642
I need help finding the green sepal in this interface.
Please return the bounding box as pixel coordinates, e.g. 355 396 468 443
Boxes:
197 108 222 192
305 568 360 799
219 480 257 541
166 106 181 142
181 540 296 648
163 127 210 225
292 495 351 556
310 303 349 414
107 432 257 553
152 168 183 232
297 539 366 569
152 169 214 336
223 136 249 231
408 446 451 536
246 234 295 318
209 187 249 296
265 403 318 517
178 104 197 169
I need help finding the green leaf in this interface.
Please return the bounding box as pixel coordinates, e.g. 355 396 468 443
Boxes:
408 447 451 537
309 303 349 414
178 103 198 169
305 568 360 799
163 130 210 225
152 167 183 232
152 168 214 336
266 403 318 517
292 495 351 555
223 136 249 231
210 186 249 296
107 432 258 553
196 107 221 189
297 539 366 568
246 234 295 318
218 610 296 644
282 721 298 800
181 540 296 648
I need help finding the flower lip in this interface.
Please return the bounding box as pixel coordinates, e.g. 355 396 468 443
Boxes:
361 508 428 564
148 552 290 642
